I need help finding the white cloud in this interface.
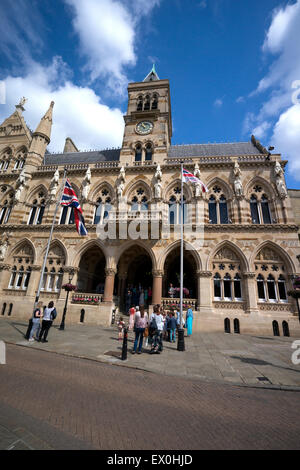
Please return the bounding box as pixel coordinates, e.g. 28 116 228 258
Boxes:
65 0 160 92
245 1 300 179
214 98 223 107
0 58 125 152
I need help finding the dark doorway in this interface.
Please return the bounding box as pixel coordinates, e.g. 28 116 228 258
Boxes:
234 318 240 334
272 320 280 337
163 247 197 299
8 303 13 316
77 246 106 293
282 321 290 337
1 303 6 315
224 318 231 334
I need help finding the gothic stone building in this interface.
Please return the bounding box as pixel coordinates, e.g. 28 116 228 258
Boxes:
0 69 300 337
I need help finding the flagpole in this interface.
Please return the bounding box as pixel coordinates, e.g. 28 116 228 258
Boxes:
33 167 68 310
177 162 185 351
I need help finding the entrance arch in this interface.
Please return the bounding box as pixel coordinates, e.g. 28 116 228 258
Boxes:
163 246 197 300
77 245 106 293
117 245 153 311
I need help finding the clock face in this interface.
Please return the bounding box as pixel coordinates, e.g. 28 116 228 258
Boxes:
136 121 154 135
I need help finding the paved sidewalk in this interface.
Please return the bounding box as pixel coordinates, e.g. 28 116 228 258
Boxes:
0 318 299 390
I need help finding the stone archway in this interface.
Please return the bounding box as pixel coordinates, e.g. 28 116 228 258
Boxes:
163 246 197 300
117 245 153 311
77 245 106 293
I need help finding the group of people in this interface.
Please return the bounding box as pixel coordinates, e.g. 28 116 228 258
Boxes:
27 301 57 343
125 285 152 313
117 304 194 355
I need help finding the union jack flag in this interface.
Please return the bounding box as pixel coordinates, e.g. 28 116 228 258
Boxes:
61 179 88 236
183 168 208 193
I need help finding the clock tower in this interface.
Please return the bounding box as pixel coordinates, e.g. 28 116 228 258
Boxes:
119 66 172 166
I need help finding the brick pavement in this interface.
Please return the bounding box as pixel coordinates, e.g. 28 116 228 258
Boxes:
0 344 299 450
0 318 299 389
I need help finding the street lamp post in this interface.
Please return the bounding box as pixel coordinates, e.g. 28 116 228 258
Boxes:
59 269 75 331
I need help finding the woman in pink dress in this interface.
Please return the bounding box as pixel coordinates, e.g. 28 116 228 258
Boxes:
129 306 136 330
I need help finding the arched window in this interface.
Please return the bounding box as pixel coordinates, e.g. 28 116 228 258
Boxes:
48 268 56 291
14 148 27 170
234 274 242 300
0 148 12 172
255 247 288 304
250 190 272 224
23 267 32 289
28 192 46 225
9 266 17 288
94 189 112 224
135 144 142 162
208 189 229 224
145 143 153 161
8 243 34 291
151 94 158 110
0 199 12 225
137 95 143 111
213 273 222 299
16 266 24 289
212 247 243 303
223 273 232 300
144 95 150 111
55 268 64 291
168 186 187 225
130 187 149 212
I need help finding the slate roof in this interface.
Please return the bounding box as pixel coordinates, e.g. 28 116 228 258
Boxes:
44 141 264 166
44 148 121 165
168 142 264 158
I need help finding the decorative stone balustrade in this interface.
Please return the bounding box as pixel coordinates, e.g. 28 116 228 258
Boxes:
162 298 197 310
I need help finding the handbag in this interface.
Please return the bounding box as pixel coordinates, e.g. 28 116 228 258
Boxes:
144 327 149 338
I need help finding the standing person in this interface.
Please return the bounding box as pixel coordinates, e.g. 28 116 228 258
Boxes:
117 316 126 341
125 289 132 315
132 306 148 355
186 306 194 337
168 283 175 298
28 302 43 342
168 312 177 343
139 288 144 309
38 301 57 343
149 305 164 354
128 305 135 330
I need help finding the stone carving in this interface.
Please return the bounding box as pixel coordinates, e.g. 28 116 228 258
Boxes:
14 169 26 202
116 166 126 201
233 162 243 198
82 167 91 201
194 163 203 198
18 97 28 108
214 248 239 261
154 164 162 199
256 248 281 261
274 162 288 199
49 169 59 201
0 240 8 261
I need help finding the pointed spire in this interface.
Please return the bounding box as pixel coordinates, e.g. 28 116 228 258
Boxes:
143 64 160 82
33 101 54 143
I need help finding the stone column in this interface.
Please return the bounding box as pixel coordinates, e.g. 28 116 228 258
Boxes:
152 270 164 306
0 264 11 290
243 272 259 314
103 268 116 303
197 271 213 312
118 272 127 310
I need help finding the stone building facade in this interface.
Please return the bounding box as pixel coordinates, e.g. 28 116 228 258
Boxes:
0 70 300 337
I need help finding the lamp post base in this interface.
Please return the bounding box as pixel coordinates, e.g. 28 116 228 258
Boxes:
177 328 185 352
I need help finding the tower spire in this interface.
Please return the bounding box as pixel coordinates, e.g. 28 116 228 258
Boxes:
33 101 54 143
143 64 160 82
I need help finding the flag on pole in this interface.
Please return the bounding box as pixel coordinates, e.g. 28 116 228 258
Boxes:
182 168 208 193
61 179 88 236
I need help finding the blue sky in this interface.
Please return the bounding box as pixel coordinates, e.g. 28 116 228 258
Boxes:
0 0 300 188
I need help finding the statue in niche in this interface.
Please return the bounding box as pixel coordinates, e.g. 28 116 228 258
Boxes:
233 162 243 198
194 163 203 198
82 167 91 201
116 166 126 200
49 169 59 201
0 240 8 261
154 164 162 199
274 161 287 199
14 168 26 202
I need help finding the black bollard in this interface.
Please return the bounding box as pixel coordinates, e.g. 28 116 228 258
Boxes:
177 328 185 352
25 318 33 340
121 327 128 360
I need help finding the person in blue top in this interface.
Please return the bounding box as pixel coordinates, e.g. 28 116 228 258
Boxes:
186 306 193 337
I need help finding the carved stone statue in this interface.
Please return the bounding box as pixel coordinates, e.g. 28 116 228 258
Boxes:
49 169 59 201
274 162 287 199
116 166 126 201
14 169 26 202
82 167 91 201
0 240 8 261
194 163 203 198
154 164 162 199
233 162 243 198
19 97 28 107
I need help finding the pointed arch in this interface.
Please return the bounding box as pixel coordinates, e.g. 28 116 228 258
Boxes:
207 240 249 272
245 176 276 200
164 177 193 202
158 239 202 272
124 178 153 201
8 238 36 264
115 240 157 271
26 184 48 203
90 180 115 203
250 240 295 274
206 177 234 200
73 239 108 267
41 239 68 266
